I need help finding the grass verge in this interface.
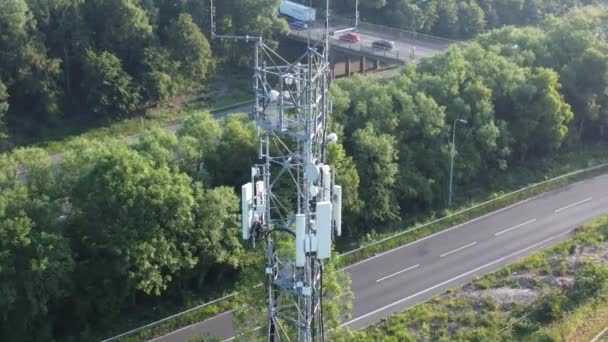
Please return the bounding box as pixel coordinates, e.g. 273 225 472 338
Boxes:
335 216 608 341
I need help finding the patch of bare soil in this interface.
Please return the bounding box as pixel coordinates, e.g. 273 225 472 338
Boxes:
566 245 608 270
466 288 539 308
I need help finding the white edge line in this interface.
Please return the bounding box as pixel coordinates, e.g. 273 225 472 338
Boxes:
222 326 262 342
376 264 420 283
495 218 537 236
554 197 593 213
340 197 535 271
439 241 477 258
340 235 556 327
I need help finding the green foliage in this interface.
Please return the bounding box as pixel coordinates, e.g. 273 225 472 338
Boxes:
140 47 182 103
0 149 73 342
0 80 8 140
0 0 285 144
0 0 62 126
327 0 585 39
82 49 141 118
207 115 257 187
351 124 400 226
574 263 608 301
326 142 363 233
177 111 222 181
166 14 213 88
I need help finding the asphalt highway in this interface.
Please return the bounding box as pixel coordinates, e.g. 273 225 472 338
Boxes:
290 24 451 63
152 173 608 341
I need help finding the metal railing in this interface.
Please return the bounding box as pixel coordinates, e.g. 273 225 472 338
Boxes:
340 162 608 258
288 29 407 62
102 161 608 341
330 15 456 48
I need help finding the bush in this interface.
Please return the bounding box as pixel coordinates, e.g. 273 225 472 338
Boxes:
574 263 608 301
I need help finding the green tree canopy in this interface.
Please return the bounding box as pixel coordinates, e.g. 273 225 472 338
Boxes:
0 150 73 342
166 13 214 88
81 49 141 119
351 124 400 226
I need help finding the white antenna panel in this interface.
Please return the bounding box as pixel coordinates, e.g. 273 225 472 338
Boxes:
295 214 306 267
241 183 253 240
333 185 342 237
305 234 318 253
255 180 265 215
320 164 331 201
316 201 332 259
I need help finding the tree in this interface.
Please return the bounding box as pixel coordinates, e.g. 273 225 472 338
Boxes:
326 142 363 235
177 111 221 181
195 186 246 269
0 150 73 342
65 144 199 325
166 14 213 88
559 47 608 141
0 0 62 126
350 124 400 227
434 0 459 37
82 0 153 68
81 49 141 119
207 114 257 187
457 0 486 37
213 0 287 64
133 127 179 167
508 67 573 158
24 0 86 98
140 47 181 103
0 80 8 140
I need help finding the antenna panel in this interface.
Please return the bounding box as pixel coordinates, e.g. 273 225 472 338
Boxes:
316 201 332 259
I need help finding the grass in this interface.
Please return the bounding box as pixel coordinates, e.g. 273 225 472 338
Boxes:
334 216 608 342
9 68 253 156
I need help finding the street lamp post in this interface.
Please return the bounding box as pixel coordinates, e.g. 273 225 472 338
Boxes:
355 0 359 30
448 118 468 207
412 0 430 59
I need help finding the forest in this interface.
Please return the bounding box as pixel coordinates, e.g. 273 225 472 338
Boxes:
1 0 608 341
321 0 593 38
0 0 285 145
331 5 608 237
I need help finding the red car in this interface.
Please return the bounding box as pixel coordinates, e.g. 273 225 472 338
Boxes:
339 32 361 43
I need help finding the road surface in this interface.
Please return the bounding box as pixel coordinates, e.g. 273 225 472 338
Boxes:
152 173 608 341
288 23 452 63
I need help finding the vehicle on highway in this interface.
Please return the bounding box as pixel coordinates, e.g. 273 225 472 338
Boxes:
372 39 395 50
288 20 308 30
339 32 361 43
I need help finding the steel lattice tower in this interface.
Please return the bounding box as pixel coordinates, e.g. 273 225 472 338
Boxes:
211 1 341 341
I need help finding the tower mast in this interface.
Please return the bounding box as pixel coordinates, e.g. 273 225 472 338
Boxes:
211 1 341 340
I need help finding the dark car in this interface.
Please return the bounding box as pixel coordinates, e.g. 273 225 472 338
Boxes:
289 20 308 30
339 32 361 43
372 39 395 50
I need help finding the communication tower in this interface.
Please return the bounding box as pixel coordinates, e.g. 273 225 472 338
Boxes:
210 1 342 341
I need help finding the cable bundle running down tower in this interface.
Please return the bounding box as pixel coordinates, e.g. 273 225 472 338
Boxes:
210 1 341 341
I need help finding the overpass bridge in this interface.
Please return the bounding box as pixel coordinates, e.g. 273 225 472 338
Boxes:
287 18 456 68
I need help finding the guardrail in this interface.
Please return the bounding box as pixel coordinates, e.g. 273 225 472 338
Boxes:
340 162 608 260
102 161 608 341
288 30 407 62
328 15 457 48
100 295 237 342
